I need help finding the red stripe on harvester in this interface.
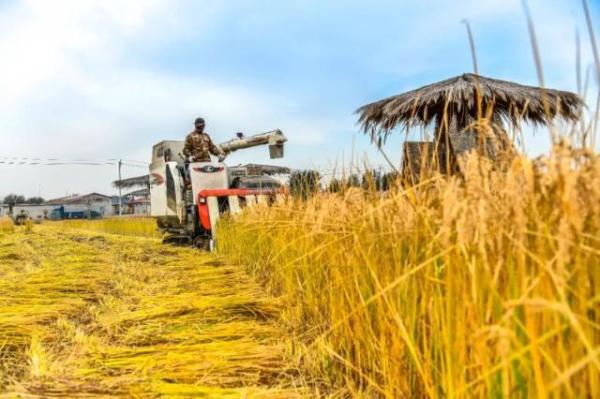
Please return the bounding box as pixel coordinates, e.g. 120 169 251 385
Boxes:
196 188 286 231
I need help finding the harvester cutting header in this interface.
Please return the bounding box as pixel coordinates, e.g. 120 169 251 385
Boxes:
150 119 288 250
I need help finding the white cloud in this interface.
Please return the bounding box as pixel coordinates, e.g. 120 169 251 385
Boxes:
0 0 338 198
0 0 597 199
0 1 164 103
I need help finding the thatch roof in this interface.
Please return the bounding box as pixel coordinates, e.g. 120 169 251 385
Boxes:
357 73 584 141
112 175 150 189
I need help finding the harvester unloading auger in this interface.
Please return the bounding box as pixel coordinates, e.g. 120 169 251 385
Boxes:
149 129 287 250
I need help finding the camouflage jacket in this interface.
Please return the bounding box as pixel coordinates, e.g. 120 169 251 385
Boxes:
182 131 223 162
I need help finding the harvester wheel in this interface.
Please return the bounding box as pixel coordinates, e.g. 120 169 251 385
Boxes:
193 237 211 251
162 235 191 246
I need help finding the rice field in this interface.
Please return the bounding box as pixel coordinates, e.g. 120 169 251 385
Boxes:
1 149 599 398
0 217 13 233
62 217 161 238
0 223 307 397
2 0 600 397
218 146 600 398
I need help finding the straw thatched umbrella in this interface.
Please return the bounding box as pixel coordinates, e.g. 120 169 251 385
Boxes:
357 73 584 174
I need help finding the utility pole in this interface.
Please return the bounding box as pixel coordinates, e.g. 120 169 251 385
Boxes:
118 159 122 216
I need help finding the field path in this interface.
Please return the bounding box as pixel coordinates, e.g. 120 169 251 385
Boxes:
0 224 306 398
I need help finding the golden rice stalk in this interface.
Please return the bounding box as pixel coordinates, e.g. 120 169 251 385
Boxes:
0 224 306 397
59 217 162 238
218 145 600 398
0 217 14 233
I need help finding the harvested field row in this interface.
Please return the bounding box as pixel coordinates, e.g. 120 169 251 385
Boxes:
0 224 306 398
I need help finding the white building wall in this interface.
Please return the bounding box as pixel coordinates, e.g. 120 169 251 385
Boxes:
62 201 112 217
12 205 58 221
133 203 150 215
98 199 114 216
1 195 115 220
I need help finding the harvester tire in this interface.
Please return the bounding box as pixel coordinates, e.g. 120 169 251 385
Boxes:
162 235 191 246
193 237 211 251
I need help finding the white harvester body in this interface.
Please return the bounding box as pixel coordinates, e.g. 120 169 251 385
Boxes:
149 130 287 249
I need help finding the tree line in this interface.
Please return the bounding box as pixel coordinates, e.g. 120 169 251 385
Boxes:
2 194 45 205
289 169 400 199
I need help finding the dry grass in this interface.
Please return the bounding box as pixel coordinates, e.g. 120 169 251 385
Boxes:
219 145 600 398
0 224 307 397
0 217 14 233
60 217 161 238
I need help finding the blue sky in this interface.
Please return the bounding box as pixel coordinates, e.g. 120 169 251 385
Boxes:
0 0 598 198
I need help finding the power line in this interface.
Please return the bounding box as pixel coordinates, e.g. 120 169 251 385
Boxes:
105 158 149 165
121 162 148 169
0 156 148 165
0 161 112 165
0 155 148 166
0 160 148 169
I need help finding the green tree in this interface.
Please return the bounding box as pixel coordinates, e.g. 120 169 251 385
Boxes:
289 170 320 200
25 197 45 204
347 174 361 187
3 194 25 205
381 172 400 190
327 177 342 193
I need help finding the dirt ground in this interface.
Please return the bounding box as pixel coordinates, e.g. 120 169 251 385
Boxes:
0 224 306 398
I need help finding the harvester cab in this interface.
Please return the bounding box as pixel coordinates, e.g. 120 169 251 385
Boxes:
149 130 287 250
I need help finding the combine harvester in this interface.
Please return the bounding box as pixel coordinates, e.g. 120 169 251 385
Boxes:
149 130 288 250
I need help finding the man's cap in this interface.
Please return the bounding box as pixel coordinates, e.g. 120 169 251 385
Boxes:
195 117 205 125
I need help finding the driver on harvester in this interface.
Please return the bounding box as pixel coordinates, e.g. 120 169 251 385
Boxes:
183 117 227 163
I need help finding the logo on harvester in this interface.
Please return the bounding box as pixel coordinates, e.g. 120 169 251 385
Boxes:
150 173 165 185
193 166 224 173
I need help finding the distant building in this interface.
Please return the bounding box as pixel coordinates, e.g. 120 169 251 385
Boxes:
126 188 150 215
0 193 114 221
1 203 48 221
112 188 150 216
111 174 151 216
111 195 129 215
14 204 56 221
0 203 59 221
45 193 114 219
